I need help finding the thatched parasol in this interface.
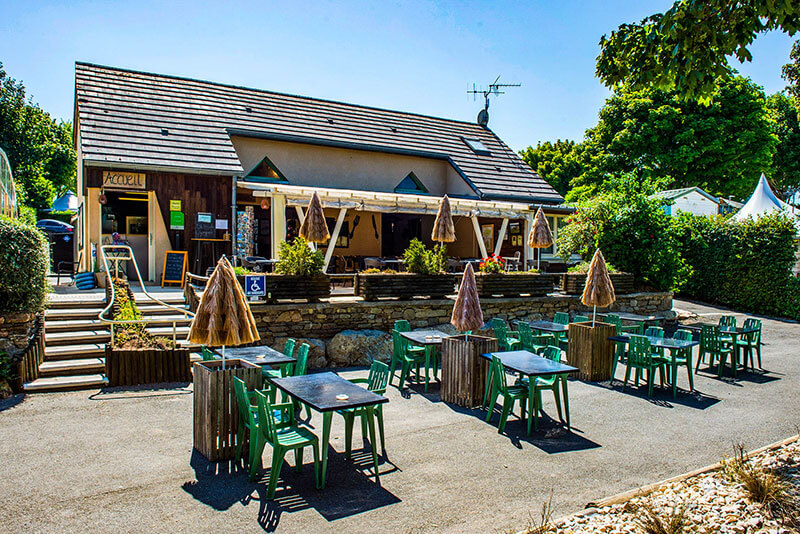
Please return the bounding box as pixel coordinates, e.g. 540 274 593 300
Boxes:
451 263 484 334
431 195 456 243
581 249 616 326
299 191 330 244
528 207 553 271
187 256 260 368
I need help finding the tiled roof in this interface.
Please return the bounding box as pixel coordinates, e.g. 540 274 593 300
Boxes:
75 63 562 203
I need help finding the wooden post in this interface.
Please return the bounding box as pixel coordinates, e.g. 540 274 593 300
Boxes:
323 207 347 273
470 215 488 258
493 218 509 256
567 321 616 381
440 334 498 408
192 359 262 461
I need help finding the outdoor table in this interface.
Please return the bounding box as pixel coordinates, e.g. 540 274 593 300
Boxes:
214 345 295 369
608 333 700 393
521 320 569 334
598 312 661 328
480 350 578 434
399 329 448 387
267 372 388 488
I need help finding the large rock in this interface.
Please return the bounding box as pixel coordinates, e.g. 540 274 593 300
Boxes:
327 329 391 367
272 337 328 369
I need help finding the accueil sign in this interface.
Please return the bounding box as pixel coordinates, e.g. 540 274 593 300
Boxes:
102 171 146 190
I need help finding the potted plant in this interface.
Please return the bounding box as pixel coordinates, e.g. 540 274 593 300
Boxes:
470 254 557 298
355 239 455 300
561 261 634 295
104 277 191 386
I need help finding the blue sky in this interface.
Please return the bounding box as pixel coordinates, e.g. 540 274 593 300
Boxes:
0 0 795 151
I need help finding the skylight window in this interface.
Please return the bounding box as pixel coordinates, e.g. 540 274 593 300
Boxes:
462 137 491 156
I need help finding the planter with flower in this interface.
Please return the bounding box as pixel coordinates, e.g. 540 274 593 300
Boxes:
561 261 634 295
355 239 456 300
472 254 556 297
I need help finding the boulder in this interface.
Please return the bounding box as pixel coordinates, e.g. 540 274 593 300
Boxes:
272 337 328 369
327 329 391 367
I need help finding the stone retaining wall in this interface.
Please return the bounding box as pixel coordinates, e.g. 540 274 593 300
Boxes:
249 292 673 368
0 312 38 358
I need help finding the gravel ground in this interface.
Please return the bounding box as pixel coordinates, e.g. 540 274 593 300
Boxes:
1 298 799 533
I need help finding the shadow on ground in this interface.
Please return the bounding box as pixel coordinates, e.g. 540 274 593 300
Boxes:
89 382 192 401
0 393 25 412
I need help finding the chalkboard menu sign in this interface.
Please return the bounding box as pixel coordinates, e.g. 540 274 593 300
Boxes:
161 250 188 287
195 212 216 238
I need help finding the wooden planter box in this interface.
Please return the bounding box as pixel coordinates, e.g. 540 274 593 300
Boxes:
566 322 616 381
473 273 556 298
105 346 192 386
440 334 498 408
561 272 635 295
193 359 262 461
355 273 455 301
237 274 331 302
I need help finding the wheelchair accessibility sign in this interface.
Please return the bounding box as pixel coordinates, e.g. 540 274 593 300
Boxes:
244 275 266 297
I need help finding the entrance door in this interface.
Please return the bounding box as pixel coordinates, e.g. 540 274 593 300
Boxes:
381 214 422 257
101 191 149 280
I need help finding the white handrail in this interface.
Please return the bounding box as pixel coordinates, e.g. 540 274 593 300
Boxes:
98 244 195 344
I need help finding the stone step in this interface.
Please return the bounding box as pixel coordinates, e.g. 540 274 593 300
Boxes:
38 358 105 377
23 374 109 392
45 307 106 320
45 343 105 361
45 329 110 346
44 315 191 333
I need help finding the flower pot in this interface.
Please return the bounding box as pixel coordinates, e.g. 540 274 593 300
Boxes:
561 272 634 295
440 334 498 408
566 322 616 381
473 273 557 298
354 273 456 301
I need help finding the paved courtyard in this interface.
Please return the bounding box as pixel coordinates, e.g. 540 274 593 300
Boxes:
2 299 799 533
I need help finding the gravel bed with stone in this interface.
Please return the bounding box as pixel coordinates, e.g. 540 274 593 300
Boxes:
549 437 800 534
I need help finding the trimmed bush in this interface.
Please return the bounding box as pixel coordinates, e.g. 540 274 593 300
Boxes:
275 237 324 276
671 212 799 319
0 217 49 312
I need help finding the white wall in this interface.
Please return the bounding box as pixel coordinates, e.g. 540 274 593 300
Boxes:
670 190 718 217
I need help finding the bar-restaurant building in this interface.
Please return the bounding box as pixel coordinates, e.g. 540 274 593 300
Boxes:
74 62 568 282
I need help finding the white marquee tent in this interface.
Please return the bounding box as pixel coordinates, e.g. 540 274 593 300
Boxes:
733 174 800 229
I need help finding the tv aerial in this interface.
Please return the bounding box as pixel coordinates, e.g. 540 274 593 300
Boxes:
468 75 521 126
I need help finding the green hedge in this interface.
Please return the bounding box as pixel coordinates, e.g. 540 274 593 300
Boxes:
671 212 799 318
0 217 50 312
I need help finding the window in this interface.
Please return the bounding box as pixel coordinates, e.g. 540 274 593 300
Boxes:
461 137 491 156
244 155 288 183
394 172 428 194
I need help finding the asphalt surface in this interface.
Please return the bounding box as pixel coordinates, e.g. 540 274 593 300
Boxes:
2 299 798 533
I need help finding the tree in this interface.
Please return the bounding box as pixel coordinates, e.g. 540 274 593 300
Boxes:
0 62 76 210
568 75 776 201
597 1 800 102
519 140 585 196
766 92 800 200
782 40 800 104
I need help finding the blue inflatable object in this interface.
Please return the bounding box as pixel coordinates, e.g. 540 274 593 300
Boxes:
73 272 97 290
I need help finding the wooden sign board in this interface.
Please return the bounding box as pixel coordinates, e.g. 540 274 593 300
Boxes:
103 171 146 190
161 250 188 287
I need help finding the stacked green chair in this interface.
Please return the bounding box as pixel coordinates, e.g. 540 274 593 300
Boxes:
391 330 429 391
696 324 736 377
484 355 528 433
737 318 762 370
491 318 521 351
232 376 259 464
622 335 666 397
337 361 390 460
661 329 695 398
249 391 321 499
517 322 555 353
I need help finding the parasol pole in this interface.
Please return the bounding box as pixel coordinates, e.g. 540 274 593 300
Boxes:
222 345 226 370
592 305 597 327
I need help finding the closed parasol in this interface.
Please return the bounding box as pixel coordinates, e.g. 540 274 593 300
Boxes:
581 249 616 326
431 195 456 243
451 263 484 334
187 256 260 368
527 207 553 271
299 191 330 243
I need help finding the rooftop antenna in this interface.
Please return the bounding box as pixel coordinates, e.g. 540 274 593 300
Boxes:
468 75 521 126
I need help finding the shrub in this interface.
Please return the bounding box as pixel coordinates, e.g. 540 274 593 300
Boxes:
567 260 618 273
0 216 49 312
478 254 504 274
233 266 253 276
402 239 446 275
275 237 324 276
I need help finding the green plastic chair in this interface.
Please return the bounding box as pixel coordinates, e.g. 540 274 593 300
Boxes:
491 319 521 351
696 324 736 377
525 345 567 432
718 315 737 343
200 345 217 361
517 321 555 353
338 361 390 460
263 339 296 400
552 312 570 344
484 355 528 433
737 318 762 370
391 330 429 391
644 326 666 359
662 329 695 398
232 376 259 464
573 315 590 323
393 319 412 332
289 344 312 418
249 391 321 498
622 335 666 397
605 315 632 381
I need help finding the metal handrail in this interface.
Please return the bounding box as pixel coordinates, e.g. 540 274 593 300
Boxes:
98 244 195 344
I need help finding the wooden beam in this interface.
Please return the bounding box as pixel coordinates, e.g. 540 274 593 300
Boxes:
270 194 286 260
323 208 347 273
523 214 534 269
493 218 509 256
471 215 488 258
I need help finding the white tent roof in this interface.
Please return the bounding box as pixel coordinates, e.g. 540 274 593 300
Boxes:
733 174 799 225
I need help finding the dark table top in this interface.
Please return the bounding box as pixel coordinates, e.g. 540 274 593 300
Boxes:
480 350 578 377
216 345 296 366
269 372 388 412
598 312 660 323
679 324 758 335
400 329 449 346
608 334 699 350
522 320 569 333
